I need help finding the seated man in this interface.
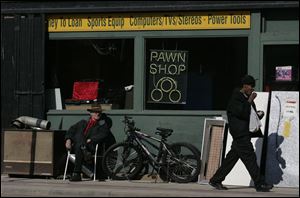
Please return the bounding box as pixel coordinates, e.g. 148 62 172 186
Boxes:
65 103 116 181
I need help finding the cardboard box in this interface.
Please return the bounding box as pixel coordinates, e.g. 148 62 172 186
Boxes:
65 104 112 111
3 129 66 177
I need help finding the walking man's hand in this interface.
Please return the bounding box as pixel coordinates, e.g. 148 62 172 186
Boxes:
248 92 257 103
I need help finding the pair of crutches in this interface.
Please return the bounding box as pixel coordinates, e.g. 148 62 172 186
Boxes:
63 144 99 181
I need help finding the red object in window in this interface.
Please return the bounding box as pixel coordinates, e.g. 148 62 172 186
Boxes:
72 81 99 100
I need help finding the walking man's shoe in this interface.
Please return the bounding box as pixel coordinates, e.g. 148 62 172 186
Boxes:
69 173 82 182
209 181 228 190
255 183 273 192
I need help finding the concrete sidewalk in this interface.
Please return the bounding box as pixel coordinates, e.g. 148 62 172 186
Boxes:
1 175 299 197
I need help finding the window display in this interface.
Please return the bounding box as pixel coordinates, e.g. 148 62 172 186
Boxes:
46 39 134 110
263 45 299 92
145 37 248 110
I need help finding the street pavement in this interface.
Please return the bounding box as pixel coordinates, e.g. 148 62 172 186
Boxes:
1 175 299 197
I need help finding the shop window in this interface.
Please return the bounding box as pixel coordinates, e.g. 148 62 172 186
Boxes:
145 37 248 110
45 39 134 110
263 45 299 92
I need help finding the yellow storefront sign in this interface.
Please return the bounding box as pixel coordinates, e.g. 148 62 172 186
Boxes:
48 11 250 32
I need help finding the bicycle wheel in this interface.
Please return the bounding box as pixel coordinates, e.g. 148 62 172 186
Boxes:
102 142 144 180
162 142 201 183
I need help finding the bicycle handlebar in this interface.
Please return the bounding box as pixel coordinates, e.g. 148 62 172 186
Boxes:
123 115 135 130
124 115 132 120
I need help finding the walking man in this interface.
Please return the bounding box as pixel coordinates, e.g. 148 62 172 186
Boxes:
209 75 273 192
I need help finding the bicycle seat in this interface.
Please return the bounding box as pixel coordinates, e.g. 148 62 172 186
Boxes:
156 127 173 138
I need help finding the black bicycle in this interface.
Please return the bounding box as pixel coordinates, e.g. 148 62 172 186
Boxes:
102 116 201 183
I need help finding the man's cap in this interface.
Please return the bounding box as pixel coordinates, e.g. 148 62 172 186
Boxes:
87 103 103 113
241 75 256 87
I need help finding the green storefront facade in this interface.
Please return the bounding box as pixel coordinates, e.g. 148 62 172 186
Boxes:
1 1 299 152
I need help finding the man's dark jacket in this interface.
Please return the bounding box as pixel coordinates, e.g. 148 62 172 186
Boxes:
227 88 263 139
65 113 116 151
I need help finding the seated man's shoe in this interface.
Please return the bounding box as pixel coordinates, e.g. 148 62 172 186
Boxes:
209 181 228 190
69 173 82 182
98 175 107 181
98 178 106 182
255 183 273 192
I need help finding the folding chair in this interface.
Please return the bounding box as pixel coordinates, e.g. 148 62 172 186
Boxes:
63 143 105 181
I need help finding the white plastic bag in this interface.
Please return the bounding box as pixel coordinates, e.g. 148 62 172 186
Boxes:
249 105 262 132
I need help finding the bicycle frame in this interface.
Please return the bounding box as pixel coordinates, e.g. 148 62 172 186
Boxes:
126 128 173 170
102 116 201 182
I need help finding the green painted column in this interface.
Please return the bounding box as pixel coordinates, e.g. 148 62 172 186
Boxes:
248 12 262 90
134 36 144 112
